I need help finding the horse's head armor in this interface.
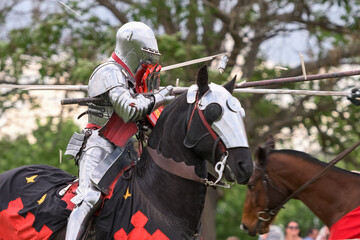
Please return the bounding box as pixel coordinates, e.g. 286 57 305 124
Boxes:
187 82 248 149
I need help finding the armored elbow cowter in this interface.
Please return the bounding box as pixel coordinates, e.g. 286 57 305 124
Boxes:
109 87 154 123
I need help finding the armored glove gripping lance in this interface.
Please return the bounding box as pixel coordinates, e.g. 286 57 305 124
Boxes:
151 85 175 111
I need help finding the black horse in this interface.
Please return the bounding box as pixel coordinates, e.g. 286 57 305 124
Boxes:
0 66 253 240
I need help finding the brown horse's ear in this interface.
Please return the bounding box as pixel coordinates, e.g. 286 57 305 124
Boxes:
255 136 275 166
197 65 209 97
255 145 268 167
266 135 275 150
223 75 236 94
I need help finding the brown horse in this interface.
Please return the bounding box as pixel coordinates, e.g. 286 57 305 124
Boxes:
241 138 360 239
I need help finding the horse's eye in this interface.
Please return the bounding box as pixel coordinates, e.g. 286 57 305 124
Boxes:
247 184 255 191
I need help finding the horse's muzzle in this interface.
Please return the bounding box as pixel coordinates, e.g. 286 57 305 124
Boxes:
227 147 253 185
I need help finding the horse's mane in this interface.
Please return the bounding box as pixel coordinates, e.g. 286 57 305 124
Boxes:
270 149 358 175
136 93 188 177
155 92 188 123
147 92 188 148
270 149 321 164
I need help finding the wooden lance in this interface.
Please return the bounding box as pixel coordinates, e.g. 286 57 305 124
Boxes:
235 69 360 89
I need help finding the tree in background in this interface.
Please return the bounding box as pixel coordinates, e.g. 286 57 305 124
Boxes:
1 1 360 239
0 118 80 176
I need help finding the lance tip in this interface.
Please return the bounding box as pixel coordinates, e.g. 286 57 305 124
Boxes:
218 55 229 74
58 1 82 17
274 66 288 71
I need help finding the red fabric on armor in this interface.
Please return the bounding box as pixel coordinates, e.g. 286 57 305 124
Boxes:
329 204 360 239
61 182 78 210
100 113 138 147
147 106 164 127
135 65 147 93
86 123 101 130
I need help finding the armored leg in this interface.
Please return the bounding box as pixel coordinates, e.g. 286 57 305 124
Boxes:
65 130 137 239
65 187 101 240
66 130 115 240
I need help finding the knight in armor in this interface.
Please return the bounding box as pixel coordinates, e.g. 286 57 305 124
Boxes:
64 21 174 240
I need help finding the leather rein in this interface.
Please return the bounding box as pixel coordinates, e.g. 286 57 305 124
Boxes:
255 140 360 228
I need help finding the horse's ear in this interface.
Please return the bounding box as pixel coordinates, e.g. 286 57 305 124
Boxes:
255 145 268 167
255 136 275 166
223 75 237 94
266 135 275 150
197 65 209 97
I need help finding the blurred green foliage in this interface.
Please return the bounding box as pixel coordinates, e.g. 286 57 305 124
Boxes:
0 118 80 176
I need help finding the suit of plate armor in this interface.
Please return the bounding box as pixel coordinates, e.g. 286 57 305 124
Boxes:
64 22 174 240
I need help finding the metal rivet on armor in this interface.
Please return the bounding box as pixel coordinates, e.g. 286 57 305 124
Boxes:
121 69 128 78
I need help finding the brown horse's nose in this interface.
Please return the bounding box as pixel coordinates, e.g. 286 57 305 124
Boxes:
240 223 248 233
240 223 257 237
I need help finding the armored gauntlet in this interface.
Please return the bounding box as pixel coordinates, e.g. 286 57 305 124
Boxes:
151 85 175 111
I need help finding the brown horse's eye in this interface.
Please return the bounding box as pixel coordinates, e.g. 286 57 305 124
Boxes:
247 184 255 191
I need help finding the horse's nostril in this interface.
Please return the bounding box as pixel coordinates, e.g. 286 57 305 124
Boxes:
242 161 253 180
236 161 252 184
240 223 248 232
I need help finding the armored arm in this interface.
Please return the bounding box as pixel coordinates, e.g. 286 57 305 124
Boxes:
88 62 174 124
109 86 153 123
109 85 174 123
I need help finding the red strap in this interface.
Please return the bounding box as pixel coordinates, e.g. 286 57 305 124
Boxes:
111 52 135 78
187 96 226 153
85 123 101 130
187 101 199 131
197 108 227 153
135 66 147 93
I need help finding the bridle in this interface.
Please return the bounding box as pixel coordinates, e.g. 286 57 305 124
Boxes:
253 140 360 232
148 93 236 189
186 95 234 188
253 163 286 232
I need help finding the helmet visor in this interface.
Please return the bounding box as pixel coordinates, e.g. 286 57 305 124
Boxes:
141 47 161 65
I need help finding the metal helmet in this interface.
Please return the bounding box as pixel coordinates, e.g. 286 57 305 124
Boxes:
114 22 161 75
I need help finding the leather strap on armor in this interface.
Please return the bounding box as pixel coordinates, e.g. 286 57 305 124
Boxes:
90 140 137 194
